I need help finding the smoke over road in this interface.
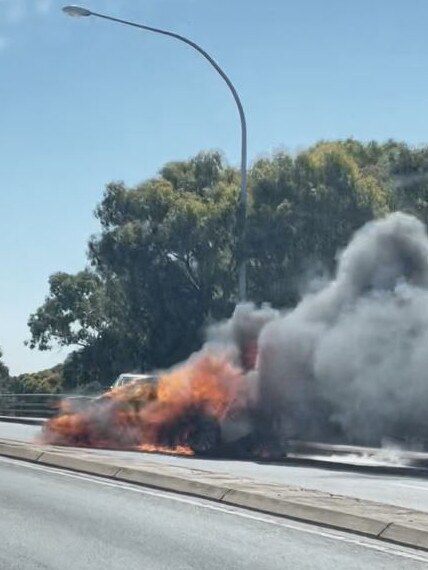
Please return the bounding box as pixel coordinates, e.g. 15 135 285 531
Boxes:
43 212 428 453
256 212 428 446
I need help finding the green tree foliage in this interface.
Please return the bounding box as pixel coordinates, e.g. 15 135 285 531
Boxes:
10 365 63 395
384 143 428 222
27 271 107 350
27 142 428 387
247 142 390 305
87 151 239 371
0 348 9 392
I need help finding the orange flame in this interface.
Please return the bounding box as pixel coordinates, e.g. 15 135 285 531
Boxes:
42 353 248 454
139 444 194 456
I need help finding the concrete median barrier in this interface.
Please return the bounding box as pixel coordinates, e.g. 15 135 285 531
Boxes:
38 451 122 478
380 523 428 550
1 438 428 552
220 488 388 537
0 440 43 462
115 466 228 501
0 416 44 426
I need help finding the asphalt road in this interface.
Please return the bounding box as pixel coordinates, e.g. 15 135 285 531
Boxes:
3 421 428 513
1 456 428 570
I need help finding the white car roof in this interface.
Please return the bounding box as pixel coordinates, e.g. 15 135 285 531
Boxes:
120 374 155 380
114 373 158 387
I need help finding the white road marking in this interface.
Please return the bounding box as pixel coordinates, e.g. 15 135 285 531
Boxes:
394 483 428 491
1 456 428 563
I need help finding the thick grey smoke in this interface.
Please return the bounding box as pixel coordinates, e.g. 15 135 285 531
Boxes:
205 303 279 409
257 212 428 445
206 302 279 369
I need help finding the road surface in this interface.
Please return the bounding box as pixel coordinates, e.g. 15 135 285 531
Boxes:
3 421 428 513
0 421 36 442
1 456 427 569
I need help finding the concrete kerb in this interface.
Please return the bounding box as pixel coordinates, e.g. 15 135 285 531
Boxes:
381 524 428 550
38 451 122 478
220 488 389 536
0 441 43 462
114 466 228 501
1 439 428 552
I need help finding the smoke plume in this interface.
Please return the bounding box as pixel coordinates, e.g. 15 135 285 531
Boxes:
257 212 428 446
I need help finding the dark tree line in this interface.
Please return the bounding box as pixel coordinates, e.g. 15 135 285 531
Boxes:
0 349 9 392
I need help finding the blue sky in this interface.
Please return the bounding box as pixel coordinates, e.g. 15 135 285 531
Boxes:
1 0 428 374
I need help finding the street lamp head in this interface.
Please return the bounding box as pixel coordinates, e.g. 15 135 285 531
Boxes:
62 5 92 17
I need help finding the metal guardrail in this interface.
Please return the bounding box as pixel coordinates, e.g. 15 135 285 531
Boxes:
0 393 67 418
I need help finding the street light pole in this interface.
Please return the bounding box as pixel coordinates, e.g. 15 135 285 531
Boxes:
63 5 248 302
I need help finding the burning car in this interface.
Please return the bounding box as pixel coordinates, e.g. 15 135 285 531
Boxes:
43 355 269 457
